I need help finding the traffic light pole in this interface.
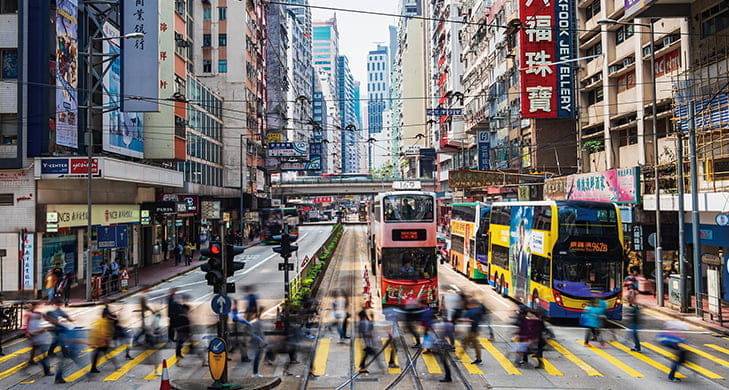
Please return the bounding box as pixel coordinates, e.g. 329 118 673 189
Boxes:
218 224 228 385
282 223 291 332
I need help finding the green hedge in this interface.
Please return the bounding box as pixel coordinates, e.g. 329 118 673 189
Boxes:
288 224 343 310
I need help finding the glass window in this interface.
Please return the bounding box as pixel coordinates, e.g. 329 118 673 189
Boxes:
558 203 618 238
530 254 550 285
383 194 434 222
0 0 18 13
1 49 17 79
218 7 227 20
219 34 227 46
553 258 620 294
0 113 17 144
203 34 211 47
218 60 227 73
491 244 509 269
203 8 211 20
381 247 437 280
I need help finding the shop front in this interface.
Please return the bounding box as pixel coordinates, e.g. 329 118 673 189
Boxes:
158 194 200 249
41 204 140 290
140 201 177 265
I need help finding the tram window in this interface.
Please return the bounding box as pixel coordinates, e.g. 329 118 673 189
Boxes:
383 195 434 222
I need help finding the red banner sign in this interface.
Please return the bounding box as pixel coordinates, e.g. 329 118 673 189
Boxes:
69 158 99 174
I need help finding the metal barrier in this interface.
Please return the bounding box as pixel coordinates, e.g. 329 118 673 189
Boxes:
92 268 140 300
0 304 24 332
697 293 729 325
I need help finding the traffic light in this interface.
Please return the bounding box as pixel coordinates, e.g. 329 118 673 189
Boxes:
272 234 298 257
200 242 224 289
225 244 246 277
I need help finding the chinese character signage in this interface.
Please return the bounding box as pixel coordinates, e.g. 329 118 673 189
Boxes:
267 142 309 158
103 22 144 158
122 0 159 112
519 0 576 118
449 169 520 188
544 167 640 203
55 0 79 148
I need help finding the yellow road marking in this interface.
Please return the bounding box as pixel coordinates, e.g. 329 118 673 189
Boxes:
705 344 729 356
381 338 401 374
2 338 26 349
64 344 130 382
103 343 164 381
410 337 442 374
0 347 31 364
312 338 331 376
641 342 723 379
479 338 521 375
538 356 563 376
610 341 685 378
354 338 364 370
453 340 484 375
144 342 199 380
579 341 643 377
0 347 75 381
19 380 35 384
681 343 729 367
546 339 602 376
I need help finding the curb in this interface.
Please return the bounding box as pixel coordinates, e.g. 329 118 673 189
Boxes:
68 241 263 308
640 305 729 336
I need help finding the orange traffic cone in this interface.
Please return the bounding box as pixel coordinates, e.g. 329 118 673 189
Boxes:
160 359 171 390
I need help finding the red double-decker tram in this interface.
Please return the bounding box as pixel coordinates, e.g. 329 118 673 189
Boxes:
369 191 438 308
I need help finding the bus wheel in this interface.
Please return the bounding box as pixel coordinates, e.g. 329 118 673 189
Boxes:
500 275 506 296
495 274 502 294
466 264 470 279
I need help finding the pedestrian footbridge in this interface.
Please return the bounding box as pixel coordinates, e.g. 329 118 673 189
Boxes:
273 177 436 196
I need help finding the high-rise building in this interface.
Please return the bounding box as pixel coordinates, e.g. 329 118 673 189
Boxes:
366 44 391 174
337 56 360 173
313 16 341 173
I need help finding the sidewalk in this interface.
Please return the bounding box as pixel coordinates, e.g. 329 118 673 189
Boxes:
63 239 262 308
635 291 729 335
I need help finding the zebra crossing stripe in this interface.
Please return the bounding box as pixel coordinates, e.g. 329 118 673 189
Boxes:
381 338 401 374
609 341 685 378
579 341 643 377
478 338 521 375
705 344 729 356
640 342 723 379
312 338 331 376
103 343 165 381
453 340 484 375
546 339 602 376
681 343 729 368
144 342 199 380
64 344 131 382
0 347 31 364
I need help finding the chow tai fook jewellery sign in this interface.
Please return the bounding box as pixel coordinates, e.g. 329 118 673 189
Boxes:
544 167 640 204
449 169 521 189
519 0 576 119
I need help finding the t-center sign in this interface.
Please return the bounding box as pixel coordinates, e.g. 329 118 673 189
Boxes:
519 0 576 119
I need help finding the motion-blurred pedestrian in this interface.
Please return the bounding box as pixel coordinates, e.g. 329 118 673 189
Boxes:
401 296 423 348
626 296 642 352
133 288 154 346
167 288 179 343
432 322 452 382
229 302 251 363
46 298 73 357
56 272 73 306
244 286 259 321
88 306 116 373
658 323 688 382
54 321 86 383
357 307 380 374
460 299 485 365
581 297 607 347
383 307 400 369
24 303 52 375
248 309 267 377
514 310 544 367
332 291 349 343
173 300 194 366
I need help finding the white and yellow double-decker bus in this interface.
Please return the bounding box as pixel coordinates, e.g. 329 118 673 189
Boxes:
449 202 490 280
487 200 624 319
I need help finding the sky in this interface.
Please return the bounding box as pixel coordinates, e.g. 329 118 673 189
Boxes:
309 0 398 90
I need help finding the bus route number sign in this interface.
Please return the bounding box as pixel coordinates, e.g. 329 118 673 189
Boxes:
393 181 422 190
569 241 608 252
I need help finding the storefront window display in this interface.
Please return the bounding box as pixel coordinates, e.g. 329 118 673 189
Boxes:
42 232 78 277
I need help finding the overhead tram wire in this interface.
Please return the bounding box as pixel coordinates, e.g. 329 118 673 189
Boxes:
262 0 729 40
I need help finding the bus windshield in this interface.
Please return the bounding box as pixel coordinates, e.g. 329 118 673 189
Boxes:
553 258 621 296
382 247 437 280
557 203 619 238
383 195 434 222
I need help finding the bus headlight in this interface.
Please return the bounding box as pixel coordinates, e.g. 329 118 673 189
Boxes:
552 290 563 307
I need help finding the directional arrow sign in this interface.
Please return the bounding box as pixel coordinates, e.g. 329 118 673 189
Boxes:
211 294 231 315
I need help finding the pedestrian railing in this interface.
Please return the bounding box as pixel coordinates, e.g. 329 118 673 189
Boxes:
697 293 729 325
0 303 24 332
91 268 141 300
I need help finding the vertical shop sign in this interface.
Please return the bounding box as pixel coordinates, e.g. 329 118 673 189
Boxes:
519 0 576 118
20 233 34 290
55 0 79 148
122 0 159 111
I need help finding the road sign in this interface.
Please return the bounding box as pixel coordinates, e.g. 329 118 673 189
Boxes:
208 337 227 381
211 294 232 315
278 262 294 271
301 255 310 267
716 213 729 226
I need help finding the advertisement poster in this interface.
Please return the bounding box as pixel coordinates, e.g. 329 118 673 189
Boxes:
42 233 77 276
102 22 144 158
55 0 79 148
509 206 533 303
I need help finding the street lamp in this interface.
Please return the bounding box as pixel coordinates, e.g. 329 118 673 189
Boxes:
597 18 663 306
84 30 144 302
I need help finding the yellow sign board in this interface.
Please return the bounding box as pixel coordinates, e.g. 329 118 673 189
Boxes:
208 337 227 381
451 220 473 238
45 204 140 229
267 133 282 142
